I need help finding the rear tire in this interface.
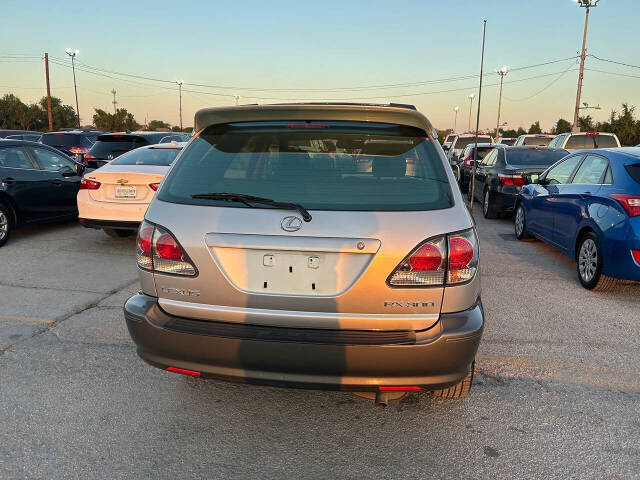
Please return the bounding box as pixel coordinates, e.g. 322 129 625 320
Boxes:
104 228 134 238
576 232 617 291
483 189 498 219
430 361 474 399
0 202 14 248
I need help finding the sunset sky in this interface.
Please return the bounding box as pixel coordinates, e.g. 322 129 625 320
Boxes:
1 0 638 132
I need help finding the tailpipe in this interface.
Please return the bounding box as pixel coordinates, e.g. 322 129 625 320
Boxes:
375 391 389 407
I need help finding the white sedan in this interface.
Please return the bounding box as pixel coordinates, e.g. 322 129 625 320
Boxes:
77 142 185 237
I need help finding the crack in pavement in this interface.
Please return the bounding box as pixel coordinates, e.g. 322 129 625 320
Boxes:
0 278 138 357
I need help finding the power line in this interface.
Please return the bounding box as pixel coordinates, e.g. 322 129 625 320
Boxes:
588 54 640 70
45 54 579 93
584 67 640 80
503 63 577 102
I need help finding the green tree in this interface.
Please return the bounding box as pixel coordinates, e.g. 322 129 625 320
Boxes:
93 108 141 132
499 128 518 138
38 96 77 130
516 127 526 136
528 121 542 134
553 118 572 134
147 119 171 131
578 115 595 132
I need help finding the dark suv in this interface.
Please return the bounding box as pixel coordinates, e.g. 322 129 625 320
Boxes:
41 130 104 163
85 132 170 168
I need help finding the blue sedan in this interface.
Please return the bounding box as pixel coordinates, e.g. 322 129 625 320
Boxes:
514 148 640 290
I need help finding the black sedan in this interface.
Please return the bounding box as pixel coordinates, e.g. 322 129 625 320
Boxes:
468 146 568 218
0 140 87 247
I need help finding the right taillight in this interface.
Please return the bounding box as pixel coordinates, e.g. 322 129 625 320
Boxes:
447 229 479 284
388 228 479 287
610 194 640 217
136 220 196 276
79 178 101 190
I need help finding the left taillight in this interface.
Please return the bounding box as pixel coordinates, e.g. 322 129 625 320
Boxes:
388 228 478 287
69 146 88 155
149 183 160 191
136 220 196 276
79 178 101 190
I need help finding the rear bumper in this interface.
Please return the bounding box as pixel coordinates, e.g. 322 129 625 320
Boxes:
124 293 484 391
77 191 148 227
79 218 140 231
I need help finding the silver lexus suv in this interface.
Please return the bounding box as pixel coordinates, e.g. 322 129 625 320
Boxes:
124 103 484 403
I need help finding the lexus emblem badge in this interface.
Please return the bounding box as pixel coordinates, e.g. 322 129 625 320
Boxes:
281 216 303 232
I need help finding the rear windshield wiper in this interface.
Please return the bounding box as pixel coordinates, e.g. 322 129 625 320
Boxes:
190 192 312 222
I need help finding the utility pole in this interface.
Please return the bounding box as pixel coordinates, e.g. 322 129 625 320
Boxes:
66 48 80 128
44 53 53 131
572 0 599 132
111 89 117 113
176 80 184 130
467 93 475 132
454 106 460 133
495 66 508 138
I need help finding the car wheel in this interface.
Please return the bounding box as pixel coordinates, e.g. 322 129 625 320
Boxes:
430 361 474 399
0 202 14 248
576 232 617 291
483 189 497 219
514 203 532 240
104 228 134 238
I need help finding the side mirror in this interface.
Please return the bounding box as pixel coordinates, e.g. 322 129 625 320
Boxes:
74 163 86 176
452 164 461 182
442 145 450 151
537 177 549 186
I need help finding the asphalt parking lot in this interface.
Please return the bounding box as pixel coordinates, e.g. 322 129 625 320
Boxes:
1 208 639 480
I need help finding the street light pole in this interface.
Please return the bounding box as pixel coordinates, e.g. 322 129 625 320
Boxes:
467 93 475 132
572 0 599 132
495 66 508 138
176 80 184 131
454 106 460 133
66 48 80 128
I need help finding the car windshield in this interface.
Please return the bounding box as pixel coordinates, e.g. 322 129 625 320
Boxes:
499 139 515 145
111 147 182 166
506 149 568 167
474 147 495 159
454 137 492 150
41 133 81 147
159 121 453 211
522 136 553 146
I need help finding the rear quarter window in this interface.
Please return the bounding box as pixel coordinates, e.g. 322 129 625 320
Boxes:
159 121 453 212
625 163 640 185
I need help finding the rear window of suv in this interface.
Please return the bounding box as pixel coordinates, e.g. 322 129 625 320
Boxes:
41 133 83 147
159 121 453 211
522 136 553 146
454 137 492 150
88 136 148 157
